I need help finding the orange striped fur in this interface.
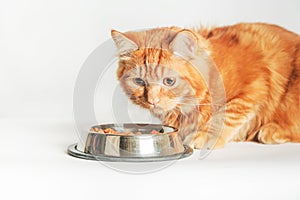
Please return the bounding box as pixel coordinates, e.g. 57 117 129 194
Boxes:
111 23 300 149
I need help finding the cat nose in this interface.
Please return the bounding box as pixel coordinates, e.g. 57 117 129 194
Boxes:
148 97 160 106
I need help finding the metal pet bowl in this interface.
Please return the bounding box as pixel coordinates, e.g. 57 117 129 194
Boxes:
68 123 193 162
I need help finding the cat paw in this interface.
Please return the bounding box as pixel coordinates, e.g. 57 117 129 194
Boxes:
257 123 288 144
192 132 207 149
193 134 225 150
206 135 226 149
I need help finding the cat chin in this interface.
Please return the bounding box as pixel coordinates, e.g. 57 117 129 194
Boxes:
149 107 173 117
149 107 166 115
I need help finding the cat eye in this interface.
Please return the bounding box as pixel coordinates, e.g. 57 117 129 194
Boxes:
134 78 146 86
163 77 176 86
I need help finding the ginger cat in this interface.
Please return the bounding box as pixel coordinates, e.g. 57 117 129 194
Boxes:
111 23 300 149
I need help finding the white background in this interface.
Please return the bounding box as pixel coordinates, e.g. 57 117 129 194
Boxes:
1 0 300 200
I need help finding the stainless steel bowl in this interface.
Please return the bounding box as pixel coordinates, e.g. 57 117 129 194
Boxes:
68 123 193 162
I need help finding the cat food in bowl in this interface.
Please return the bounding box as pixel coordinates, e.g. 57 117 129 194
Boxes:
67 123 193 162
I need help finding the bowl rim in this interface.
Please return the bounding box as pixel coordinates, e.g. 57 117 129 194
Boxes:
89 123 178 137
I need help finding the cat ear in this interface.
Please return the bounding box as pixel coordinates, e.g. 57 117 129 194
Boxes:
111 30 138 55
169 30 198 59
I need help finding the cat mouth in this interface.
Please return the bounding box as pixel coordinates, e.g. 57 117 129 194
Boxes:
148 103 159 109
145 102 161 110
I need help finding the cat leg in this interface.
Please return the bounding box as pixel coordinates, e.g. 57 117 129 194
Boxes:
191 130 226 149
191 99 258 149
183 119 227 149
257 123 300 144
258 82 300 144
191 118 253 149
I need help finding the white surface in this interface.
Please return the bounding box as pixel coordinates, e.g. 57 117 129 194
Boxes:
1 118 300 200
1 0 300 199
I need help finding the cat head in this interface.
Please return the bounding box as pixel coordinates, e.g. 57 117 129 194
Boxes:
111 28 211 117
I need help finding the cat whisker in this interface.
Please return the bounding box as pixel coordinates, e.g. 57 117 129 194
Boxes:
174 102 223 106
177 97 226 104
176 97 206 101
